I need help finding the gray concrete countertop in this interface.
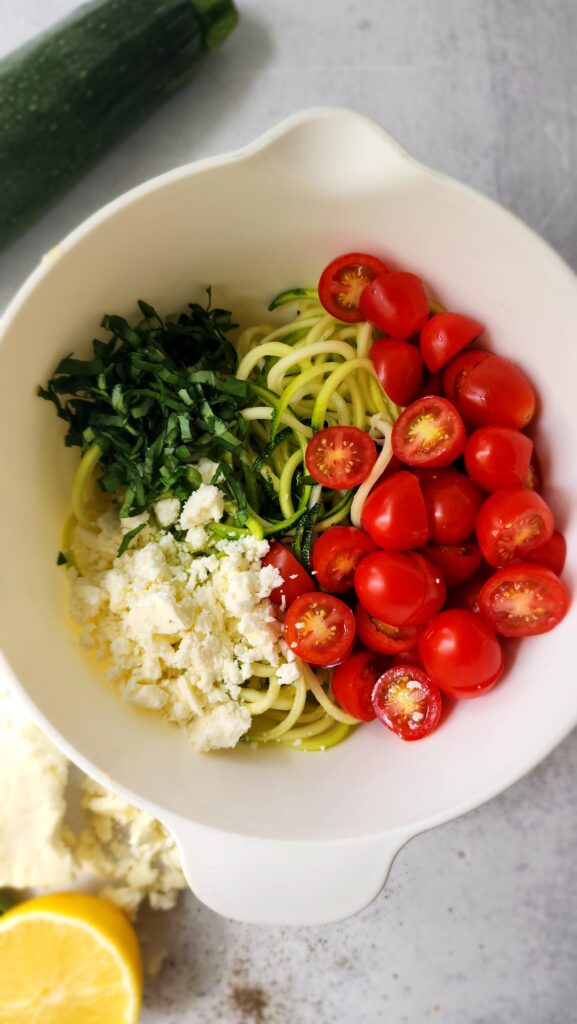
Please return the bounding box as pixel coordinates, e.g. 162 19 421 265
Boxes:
1 1 576 1021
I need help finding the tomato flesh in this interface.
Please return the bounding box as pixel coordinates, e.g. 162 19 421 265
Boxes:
420 312 483 373
422 541 483 587
284 592 356 667
443 349 490 403
306 426 377 489
360 471 429 550
359 271 430 338
331 650 388 721
355 603 423 654
464 426 533 492
418 467 483 544
354 550 445 626
392 396 466 468
311 526 377 593
458 354 536 429
371 665 442 741
370 338 423 406
475 487 554 567
318 252 389 322
479 564 569 637
262 542 315 609
419 609 504 699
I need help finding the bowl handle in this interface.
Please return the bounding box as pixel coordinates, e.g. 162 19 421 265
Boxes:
162 816 415 925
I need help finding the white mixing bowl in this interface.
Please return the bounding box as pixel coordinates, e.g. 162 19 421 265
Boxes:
0 108 575 925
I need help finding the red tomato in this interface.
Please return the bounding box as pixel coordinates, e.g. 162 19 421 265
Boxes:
525 530 567 576
331 650 387 721
523 452 542 492
419 468 484 544
448 571 490 617
355 604 423 654
359 271 430 338
360 471 429 550
354 550 446 626
422 541 483 587
318 252 389 322
479 564 569 638
420 312 483 373
371 665 442 741
311 526 377 593
284 592 355 667
419 609 504 699
262 542 315 608
392 397 466 468
417 369 445 399
475 487 555 567
392 650 425 669
370 338 423 406
464 426 533 492
443 349 490 403
306 426 377 489
458 354 536 429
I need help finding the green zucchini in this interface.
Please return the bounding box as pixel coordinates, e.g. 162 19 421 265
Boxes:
0 0 238 250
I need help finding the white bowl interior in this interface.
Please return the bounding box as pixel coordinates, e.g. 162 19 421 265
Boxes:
0 109 576 842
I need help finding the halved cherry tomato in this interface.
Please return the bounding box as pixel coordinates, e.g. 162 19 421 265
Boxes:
443 349 490 403
422 540 483 587
262 542 315 608
479 564 569 637
331 650 388 721
458 354 536 429
311 526 377 593
318 252 389 322
360 471 429 550
354 550 445 626
355 604 423 654
464 426 533 492
370 338 423 406
306 426 377 490
476 487 554 567
525 529 567 576
371 665 442 741
523 452 542 492
419 467 484 544
359 271 430 338
420 312 483 373
391 649 425 669
392 396 466 468
419 609 504 699
284 592 355 667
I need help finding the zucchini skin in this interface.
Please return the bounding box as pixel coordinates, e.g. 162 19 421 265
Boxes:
0 0 238 249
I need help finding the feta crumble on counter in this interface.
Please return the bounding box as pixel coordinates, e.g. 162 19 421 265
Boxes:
70 483 296 751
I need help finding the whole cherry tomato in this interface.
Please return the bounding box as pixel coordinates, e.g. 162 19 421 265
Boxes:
371 665 442 741
311 526 377 593
331 650 388 721
421 540 483 587
360 471 429 550
419 609 504 699
370 338 423 406
464 426 533 492
420 312 483 372
354 550 446 626
262 542 315 608
284 593 355 667
359 271 430 338
457 354 536 429
479 564 569 638
392 396 466 468
306 426 377 489
419 468 484 544
318 252 389 322
475 487 554 567
355 603 423 654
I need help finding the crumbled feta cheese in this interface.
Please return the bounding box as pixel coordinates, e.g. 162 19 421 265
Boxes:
153 497 181 527
120 511 150 534
180 484 224 530
185 526 208 550
196 458 220 485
